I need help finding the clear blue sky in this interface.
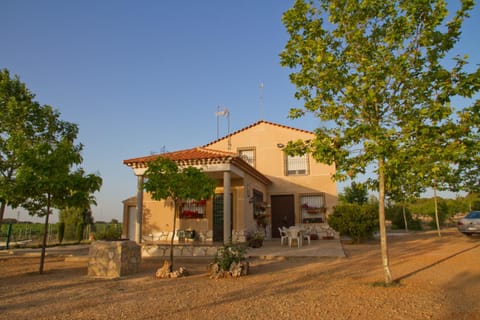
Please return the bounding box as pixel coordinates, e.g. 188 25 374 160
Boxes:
2 1 479 222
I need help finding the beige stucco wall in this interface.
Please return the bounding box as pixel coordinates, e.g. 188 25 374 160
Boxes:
123 170 269 241
123 121 337 241
207 122 338 218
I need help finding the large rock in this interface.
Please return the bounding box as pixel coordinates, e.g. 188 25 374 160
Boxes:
209 261 249 279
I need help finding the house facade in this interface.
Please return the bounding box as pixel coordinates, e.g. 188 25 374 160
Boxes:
122 120 337 244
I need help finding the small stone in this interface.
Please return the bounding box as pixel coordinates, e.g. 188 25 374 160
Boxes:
178 267 189 276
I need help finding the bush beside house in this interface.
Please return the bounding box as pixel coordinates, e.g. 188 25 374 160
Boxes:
328 204 379 243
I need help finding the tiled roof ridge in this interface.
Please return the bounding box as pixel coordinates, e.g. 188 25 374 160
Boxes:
195 146 236 157
122 145 271 184
202 120 313 147
123 146 237 166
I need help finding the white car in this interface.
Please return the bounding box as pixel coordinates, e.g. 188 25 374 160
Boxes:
457 211 480 236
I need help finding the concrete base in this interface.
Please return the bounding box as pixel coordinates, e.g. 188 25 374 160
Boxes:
88 240 141 278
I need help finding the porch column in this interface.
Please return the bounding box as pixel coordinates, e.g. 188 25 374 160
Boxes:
223 171 231 244
135 174 144 244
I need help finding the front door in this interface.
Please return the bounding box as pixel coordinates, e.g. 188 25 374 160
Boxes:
271 195 295 238
213 193 233 242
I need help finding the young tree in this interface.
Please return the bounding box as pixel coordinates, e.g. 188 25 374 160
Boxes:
143 157 216 271
0 69 54 227
60 207 94 241
280 0 478 284
16 117 102 274
339 181 368 205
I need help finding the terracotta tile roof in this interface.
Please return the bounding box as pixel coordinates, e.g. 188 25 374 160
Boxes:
203 120 313 147
123 147 236 168
123 146 271 185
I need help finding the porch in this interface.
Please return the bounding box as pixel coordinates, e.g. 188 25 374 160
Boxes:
141 238 346 258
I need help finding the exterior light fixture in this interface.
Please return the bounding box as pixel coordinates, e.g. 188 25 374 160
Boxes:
277 143 285 148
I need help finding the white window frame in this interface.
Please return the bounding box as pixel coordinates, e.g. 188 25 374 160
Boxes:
238 147 256 167
285 153 309 175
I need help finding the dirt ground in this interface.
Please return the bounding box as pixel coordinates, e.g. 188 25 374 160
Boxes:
0 228 479 320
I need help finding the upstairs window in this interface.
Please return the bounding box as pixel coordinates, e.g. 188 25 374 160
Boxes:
286 154 308 175
238 148 255 167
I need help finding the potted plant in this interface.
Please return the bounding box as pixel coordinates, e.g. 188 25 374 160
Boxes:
248 231 264 248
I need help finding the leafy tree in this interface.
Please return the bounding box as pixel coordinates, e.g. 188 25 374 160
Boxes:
60 207 94 241
339 181 368 204
408 196 455 227
143 157 216 271
465 193 480 211
446 196 470 215
75 222 85 243
385 170 424 232
408 198 434 217
0 69 56 227
386 205 422 231
94 223 122 241
16 113 102 274
280 0 478 284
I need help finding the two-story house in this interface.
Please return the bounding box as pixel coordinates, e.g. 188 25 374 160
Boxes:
122 120 337 244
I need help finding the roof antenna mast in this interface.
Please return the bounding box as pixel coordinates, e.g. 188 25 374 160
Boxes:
215 106 231 150
259 82 264 121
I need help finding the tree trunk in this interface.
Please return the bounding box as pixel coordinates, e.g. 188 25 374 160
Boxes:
433 185 441 238
39 193 51 274
169 200 178 272
378 158 393 284
402 202 409 232
0 201 6 229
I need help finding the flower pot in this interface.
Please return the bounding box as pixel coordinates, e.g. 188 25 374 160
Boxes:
310 234 319 240
248 239 263 248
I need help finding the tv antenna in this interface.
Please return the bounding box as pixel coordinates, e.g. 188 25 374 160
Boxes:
259 82 264 120
215 106 231 150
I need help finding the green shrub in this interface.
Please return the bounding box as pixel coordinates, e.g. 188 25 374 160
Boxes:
213 243 247 271
386 205 422 231
328 204 379 243
64 223 77 241
94 224 122 241
427 201 451 228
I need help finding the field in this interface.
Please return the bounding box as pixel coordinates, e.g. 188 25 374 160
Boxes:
0 228 479 320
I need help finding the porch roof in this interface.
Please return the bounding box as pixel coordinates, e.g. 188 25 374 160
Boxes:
123 147 271 185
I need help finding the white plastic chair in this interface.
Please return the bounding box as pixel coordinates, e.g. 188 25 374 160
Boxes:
278 227 289 246
287 228 302 248
302 232 311 245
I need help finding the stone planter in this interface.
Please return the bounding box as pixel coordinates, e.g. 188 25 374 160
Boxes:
88 240 141 278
